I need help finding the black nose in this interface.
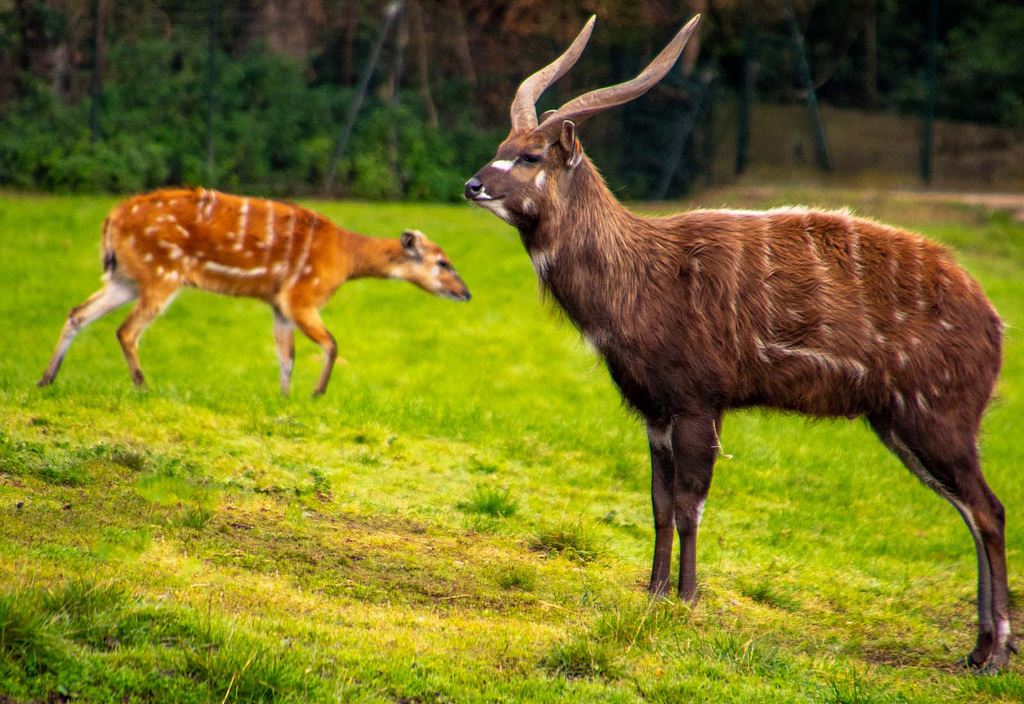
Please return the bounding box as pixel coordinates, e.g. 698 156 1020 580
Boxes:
464 177 483 200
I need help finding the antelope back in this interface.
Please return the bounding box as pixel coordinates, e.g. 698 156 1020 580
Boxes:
107 189 331 302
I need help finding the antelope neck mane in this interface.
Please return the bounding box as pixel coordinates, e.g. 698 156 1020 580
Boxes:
525 155 678 291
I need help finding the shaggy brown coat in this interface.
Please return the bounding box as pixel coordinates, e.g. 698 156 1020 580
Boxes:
466 12 1011 672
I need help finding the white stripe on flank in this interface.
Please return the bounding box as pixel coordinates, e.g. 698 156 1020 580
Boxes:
764 342 867 382
204 190 217 221
754 337 770 363
284 215 316 290
239 198 250 238
730 241 743 360
279 208 297 282
916 391 930 412
490 159 515 171
203 261 267 278
264 200 276 265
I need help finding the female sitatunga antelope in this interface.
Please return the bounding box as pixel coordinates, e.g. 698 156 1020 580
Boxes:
466 15 1012 671
38 188 470 396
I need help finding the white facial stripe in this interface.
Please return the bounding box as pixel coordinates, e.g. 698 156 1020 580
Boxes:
535 170 546 189
490 159 515 172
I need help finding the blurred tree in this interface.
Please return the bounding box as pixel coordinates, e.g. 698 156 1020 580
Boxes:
1 0 1023 197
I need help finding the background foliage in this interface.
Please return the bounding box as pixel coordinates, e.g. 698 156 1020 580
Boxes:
1 0 1023 199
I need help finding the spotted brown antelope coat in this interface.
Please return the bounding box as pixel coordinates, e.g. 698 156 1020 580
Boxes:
465 14 1012 671
38 188 470 396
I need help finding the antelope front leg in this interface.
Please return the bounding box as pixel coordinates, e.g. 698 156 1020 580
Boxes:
671 413 718 603
38 280 137 386
291 307 338 397
647 422 675 596
272 308 296 396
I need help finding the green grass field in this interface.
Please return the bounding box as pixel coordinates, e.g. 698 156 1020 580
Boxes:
1 189 1022 703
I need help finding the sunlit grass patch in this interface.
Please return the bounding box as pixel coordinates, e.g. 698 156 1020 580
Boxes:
1 192 1022 701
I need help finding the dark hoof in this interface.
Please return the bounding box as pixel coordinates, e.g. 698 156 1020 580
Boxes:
37 378 52 388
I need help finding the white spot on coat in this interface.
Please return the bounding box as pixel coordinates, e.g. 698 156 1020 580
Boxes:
534 170 547 189
490 159 515 171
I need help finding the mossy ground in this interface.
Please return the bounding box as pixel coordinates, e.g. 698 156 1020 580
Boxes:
1 189 1022 702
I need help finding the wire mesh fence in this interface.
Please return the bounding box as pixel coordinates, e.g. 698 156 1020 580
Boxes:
1 0 1022 199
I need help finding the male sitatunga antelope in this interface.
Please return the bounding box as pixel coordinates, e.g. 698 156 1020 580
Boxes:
38 188 470 396
466 15 1012 670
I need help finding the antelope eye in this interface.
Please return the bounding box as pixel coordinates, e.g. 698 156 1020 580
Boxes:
438 260 452 271
520 154 542 164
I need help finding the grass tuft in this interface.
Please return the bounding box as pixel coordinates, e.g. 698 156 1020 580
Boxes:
0 588 58 674
495 564 537 591
589 594 675 650
542 632 619 680
182 633 322 702
738 576 800 611
696 629 791 676
822 667 892 704
459 485 518 518
108 447 148 472
529 519 603 564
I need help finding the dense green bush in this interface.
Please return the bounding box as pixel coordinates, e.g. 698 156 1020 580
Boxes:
0 34 500 200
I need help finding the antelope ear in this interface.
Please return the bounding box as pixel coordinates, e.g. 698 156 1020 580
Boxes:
401 229 426 256
559 120 583 169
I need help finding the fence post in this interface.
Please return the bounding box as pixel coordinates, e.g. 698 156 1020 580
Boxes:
205 0 219 185
921 0 938 185
324 1 404 195
787 6 831 172
88 0 106 143
734 27 753 176
655 71 713 200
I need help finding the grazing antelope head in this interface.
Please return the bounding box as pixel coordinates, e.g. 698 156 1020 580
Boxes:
392 229 471 302
465 15 701 229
